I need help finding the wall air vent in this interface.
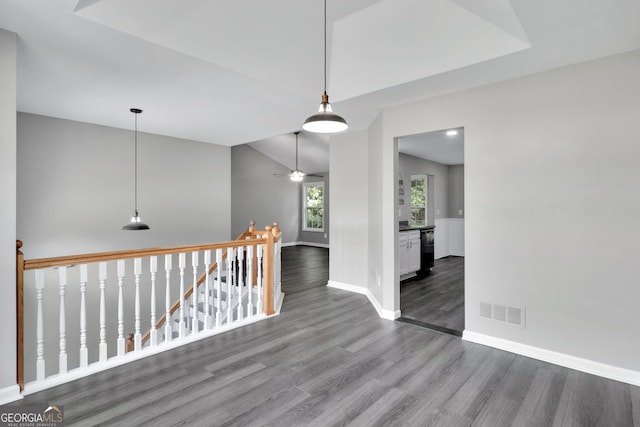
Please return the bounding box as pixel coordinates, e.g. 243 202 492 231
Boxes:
480 302 525 328
493 304 507 322
507 306 523 326
480 302 492 319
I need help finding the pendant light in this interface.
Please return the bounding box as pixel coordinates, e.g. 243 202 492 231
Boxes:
302 0 348 134
122 108 150 230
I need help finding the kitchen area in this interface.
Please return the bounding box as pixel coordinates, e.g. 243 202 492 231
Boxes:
397 128 465 336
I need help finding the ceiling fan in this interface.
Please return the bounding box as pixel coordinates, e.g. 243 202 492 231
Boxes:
274 131 323 182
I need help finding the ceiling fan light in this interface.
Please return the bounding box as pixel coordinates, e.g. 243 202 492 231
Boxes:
290 170 305 182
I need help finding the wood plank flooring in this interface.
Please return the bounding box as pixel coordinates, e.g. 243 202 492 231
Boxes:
400 256 465 335
4 246 639 426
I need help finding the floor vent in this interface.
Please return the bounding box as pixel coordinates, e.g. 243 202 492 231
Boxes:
480 302 525 328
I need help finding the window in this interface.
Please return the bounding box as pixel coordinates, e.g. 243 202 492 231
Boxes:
303 182 324 231
410 175 427 227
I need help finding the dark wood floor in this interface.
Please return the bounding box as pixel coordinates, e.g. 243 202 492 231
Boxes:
400 256 465 335
5 246 640 426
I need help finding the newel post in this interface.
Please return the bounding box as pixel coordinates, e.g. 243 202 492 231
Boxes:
249 221 258 287
263 226 275 315
16 240 24 391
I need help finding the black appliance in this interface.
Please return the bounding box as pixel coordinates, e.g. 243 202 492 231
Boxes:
417 227 434 278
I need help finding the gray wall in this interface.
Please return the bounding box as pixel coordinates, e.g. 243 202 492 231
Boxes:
398 153 465 223
16 113 232 382
331 49 640 373
231 144 330 246
383 50 640 371
230 144 300 242
329 130 369 289
398 153 449 223
0 29 17 400
447 164 464 218
17 113 231 259
367 115 385 306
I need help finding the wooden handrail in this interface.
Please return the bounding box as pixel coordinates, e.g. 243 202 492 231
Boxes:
24 234 263 271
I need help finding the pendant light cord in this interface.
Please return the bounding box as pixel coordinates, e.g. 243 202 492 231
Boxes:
134 111 139 215
323 0 327 95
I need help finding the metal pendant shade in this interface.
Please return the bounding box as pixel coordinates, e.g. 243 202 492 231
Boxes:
302 0 348 134
122 108 150 230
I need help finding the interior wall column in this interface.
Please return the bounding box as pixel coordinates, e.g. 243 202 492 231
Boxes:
0 28 20 404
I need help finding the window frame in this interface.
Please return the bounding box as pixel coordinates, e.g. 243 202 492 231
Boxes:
410 174 428 227
302 181 325 232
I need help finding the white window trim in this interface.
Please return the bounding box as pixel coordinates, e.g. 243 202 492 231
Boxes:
303 181 324 232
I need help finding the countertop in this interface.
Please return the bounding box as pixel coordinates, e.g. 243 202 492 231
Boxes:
398 224 435 232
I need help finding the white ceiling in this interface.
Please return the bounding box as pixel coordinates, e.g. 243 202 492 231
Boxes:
399 128 464 165
1 0 640 168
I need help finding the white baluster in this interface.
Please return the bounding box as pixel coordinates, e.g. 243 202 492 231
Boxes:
275 240 282 308
58 266 67 374
117 260 125 356
256 245 263 315
247 245 254 317
191 251 199 335
134 258 142 351
178 253 186 338
150 256 158 347
226 247 234 324
215 249 222 327
99 262 107 362
164 254 172 342
203 250 212 330
79 264 88 368
35 270 45 381
237 246 244 320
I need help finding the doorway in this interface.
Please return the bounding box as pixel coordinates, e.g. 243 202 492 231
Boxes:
396 127 465 336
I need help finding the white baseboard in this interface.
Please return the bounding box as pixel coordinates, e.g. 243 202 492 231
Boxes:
0 384 22 405
327 280 399 320
463 330 640 386
448 251 465 257
282 241 329 248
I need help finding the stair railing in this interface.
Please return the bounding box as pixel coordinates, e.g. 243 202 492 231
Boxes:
15 222 282 393
139 221 282 346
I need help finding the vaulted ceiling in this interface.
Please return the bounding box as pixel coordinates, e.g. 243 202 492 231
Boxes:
2 0 639 170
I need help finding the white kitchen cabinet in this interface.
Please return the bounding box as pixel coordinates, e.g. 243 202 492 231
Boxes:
399 230 421 276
